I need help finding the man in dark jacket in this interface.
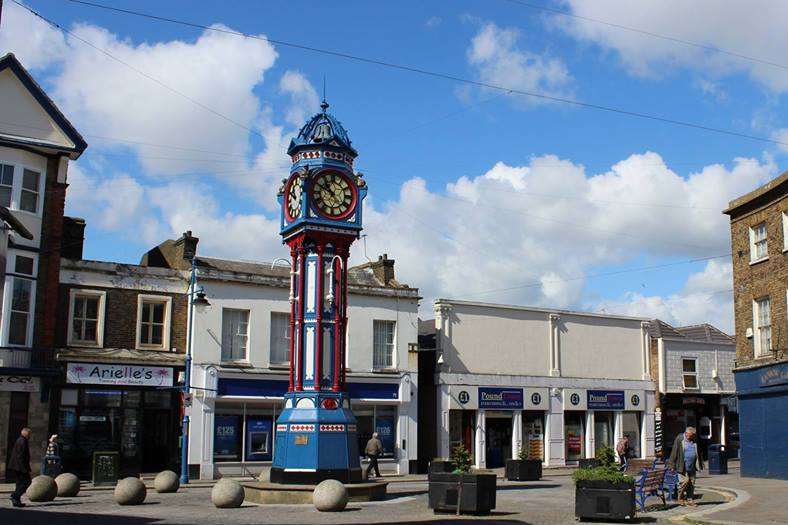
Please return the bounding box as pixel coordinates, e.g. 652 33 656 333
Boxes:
667 426 703 505
364 432 383 479
8 427 32 507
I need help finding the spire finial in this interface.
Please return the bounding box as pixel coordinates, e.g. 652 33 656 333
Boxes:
321 76 329 112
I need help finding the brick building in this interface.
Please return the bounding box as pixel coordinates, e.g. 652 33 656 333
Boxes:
648 320 737 461
724 172 788 479
0 54 87 477
52 232 189 478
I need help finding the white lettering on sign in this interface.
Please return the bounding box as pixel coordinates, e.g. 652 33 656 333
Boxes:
0 375 40 392
481 391 504 401
67 363 173 387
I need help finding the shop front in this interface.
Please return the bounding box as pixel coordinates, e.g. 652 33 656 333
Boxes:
660 393 735 461
58 362 182 479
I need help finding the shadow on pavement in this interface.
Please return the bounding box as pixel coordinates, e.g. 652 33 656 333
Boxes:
497 483 562 491
0 509 160 525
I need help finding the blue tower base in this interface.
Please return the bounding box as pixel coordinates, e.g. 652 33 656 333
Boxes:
271 391 362 484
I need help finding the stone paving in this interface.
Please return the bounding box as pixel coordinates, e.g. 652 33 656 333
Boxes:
0 473 728 525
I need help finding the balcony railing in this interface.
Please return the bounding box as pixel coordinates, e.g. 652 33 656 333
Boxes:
0 347 57 370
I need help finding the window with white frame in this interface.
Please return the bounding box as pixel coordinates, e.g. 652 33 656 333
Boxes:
5 253 36 346
19 169 40 213
783 213 788 251
68 289 106 346
0 161 42 214
682 358 699 389
136 295 171 350
373 320 395 370
749 222 768 262
0 163 13 207
222 308 249 361
269 312 290 365
754 297 772 357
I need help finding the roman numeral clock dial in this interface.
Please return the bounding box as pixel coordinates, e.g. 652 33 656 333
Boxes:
311 171 355 218
285 173 303 220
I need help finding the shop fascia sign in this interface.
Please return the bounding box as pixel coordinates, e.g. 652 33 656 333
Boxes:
67 363 173 387
0 374 40 392
587 390 625 410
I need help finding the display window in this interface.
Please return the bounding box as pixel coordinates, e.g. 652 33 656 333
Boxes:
622 412 642 458
214 415 242 461
522 411 545 461
594 411 614 454
564 412 586 461
353 404 397 458
213 403 280 462
449 409 476 457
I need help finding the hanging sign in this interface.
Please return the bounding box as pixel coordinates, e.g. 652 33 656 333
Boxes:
0 375 40 392
478 387 523 409
67 363 173 387
587 390 625 410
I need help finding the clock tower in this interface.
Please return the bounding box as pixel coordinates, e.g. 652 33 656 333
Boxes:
271 99 366 483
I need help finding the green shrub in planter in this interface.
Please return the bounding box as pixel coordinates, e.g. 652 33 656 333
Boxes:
428 444 496 515
505 445 542 481
573 446 635 521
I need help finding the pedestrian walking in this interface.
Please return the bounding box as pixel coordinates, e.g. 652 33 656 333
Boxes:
667 426 704 506
41 434 62 477
364 432 383 479
7 427 32 508
616 435 631 469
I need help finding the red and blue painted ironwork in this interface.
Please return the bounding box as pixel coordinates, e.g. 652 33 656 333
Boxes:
271 100 367 484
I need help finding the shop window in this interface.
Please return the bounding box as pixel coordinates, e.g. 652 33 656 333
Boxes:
753 297 771 357
749 222 768 262
137 295 171 350
57 407 77 455
61 389 79 406
594 412 614 454
682 358 699 389
565 412 585 462
221 309 249 361
144 390 172 408
214 415 242 461
354 405 397 458
269 312 290 365
68 290 106 347
449 409 475 455
0 163 13 207
522 412 545 461
20 169 40 213
83 390 122 408
622 412 641 458
373 320 395 370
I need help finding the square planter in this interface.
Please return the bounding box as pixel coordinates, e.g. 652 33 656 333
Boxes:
578 458 600 470
428 460 455 474
575 479 636 521
428 471 497 515
505 459 542 481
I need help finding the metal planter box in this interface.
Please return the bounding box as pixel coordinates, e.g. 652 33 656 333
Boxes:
428 472 497 515
505 459 542 481
575 479 636 521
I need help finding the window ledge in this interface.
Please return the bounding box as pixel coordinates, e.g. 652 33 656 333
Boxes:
68 341 102 348
371 368 399 374
221 360 253 368
268 364 289 370
749 256 769 266
135 347 170 352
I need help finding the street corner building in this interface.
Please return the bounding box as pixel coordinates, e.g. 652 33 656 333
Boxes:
419 300 656 468
648 320 738 461
0 53 87 477
724 172 788 479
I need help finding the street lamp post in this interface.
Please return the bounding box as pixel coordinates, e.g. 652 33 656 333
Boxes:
180 255 210 484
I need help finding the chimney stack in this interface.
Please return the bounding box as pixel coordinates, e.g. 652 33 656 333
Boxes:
61 216 86 260
176 230 199 261
371 253 396 286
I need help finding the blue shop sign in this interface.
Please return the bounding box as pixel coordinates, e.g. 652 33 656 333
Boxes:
245 417 272 461
588 390 625 410
217 378 399 400
478 387 523 409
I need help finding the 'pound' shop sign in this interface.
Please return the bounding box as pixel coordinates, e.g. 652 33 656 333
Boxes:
478 387 523 409
587 390 625 410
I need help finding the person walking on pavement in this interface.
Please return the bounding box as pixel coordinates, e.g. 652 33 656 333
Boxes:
41 434 62 477
616 435 631 469
668 426 704 506
8 427 32 508
364 432 383 479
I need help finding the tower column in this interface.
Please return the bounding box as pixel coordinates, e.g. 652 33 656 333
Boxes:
332 255 342 392
296 245 306 391
315 245 325 390
288 247 296 392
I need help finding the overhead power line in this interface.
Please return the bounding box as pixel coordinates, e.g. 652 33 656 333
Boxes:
45 0 788 149
500 0 788 72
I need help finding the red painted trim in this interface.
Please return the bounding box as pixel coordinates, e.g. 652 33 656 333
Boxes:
283 172 302 222
341 252 349 388
310 169 358 221
315 245 324 391
332 256 341 392
296 246 306 391
288 247 296 392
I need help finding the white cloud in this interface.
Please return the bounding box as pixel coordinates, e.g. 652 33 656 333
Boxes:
0 1 67 69
557 0 788 92
425 16 442 28
467 22 573 106
593 260 734 332
771 128 788 153
279 70 320 128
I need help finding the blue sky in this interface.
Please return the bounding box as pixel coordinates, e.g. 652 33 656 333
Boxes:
4 0 788 329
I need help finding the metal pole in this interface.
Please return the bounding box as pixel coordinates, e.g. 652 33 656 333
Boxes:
180 256 196 484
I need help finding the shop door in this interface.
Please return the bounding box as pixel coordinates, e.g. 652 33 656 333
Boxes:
4 392 29 477
485 418 512 469
565 412 585 462
143 410 172 472
594 411 613 454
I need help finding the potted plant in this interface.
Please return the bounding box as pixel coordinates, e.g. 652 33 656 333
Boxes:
428 457 455 474
428 444 496 515
505 445 542 481
574 446 635 521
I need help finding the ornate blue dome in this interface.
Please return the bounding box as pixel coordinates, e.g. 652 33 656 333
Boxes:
287 101 357 157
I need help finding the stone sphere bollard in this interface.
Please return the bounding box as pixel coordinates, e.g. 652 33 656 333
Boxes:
26 475 58 502
114 477 147 505
154 470 180 493
313 479 348 512
211 478 244 508
55 473 80 497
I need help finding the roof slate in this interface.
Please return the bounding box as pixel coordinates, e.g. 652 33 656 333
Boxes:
650 319 733 343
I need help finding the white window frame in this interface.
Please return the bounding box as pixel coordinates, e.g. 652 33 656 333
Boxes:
135 294 172 351
753 296 772 358
221 308 250 362
1 251 38 347
783 213 788 252
269 312 291 366
0 160 44 216
681 357 699 390
0 162 14 208
67 289 106 347
749 222 768 263
372 319 397 371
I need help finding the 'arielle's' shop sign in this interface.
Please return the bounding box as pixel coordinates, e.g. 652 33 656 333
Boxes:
67 363 174 387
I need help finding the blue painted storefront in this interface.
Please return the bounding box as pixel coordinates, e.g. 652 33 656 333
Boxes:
217 378 399 400
734 360 788 479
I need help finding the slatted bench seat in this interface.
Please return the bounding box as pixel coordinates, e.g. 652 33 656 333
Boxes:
624 458 657 475
635 467 667 511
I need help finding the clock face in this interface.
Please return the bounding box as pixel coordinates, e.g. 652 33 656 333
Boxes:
285 173 302 220
311 170 356 218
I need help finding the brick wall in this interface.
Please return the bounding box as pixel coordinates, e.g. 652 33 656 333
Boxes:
56 284 188 353
728 191 788 367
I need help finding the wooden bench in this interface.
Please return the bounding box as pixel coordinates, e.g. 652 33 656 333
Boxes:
635 467 667 511
624 458 657 475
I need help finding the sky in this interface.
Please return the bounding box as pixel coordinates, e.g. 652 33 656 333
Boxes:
3 0 788 332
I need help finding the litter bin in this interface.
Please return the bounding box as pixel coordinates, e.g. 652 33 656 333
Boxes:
708 444 727 475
